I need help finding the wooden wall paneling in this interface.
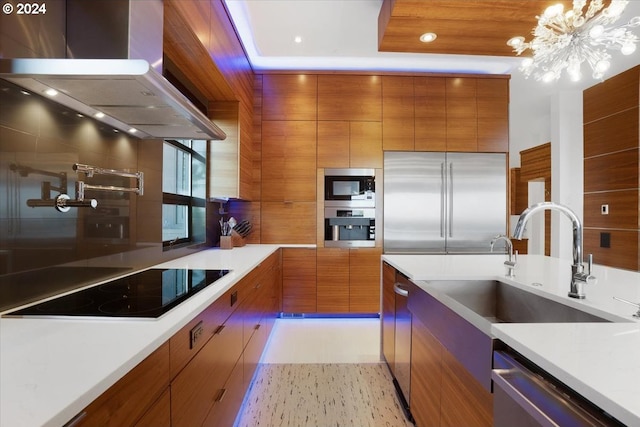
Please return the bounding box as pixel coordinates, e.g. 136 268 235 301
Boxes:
318 75 382 122
282 248 317 313
584 229 639 271
446 77 477 152
261 202 316 244
262 74 318 121
583 66 639 124
350 121 383 168
509 168 528 215
261 120 317 201
415 76 447 152
318 121 350 168
584 149 639 193
382 76 415 151
584 107 639 158
410 316 442 427
477 78 509 152
253 75 263 203
584 190 639 229
519 142 551 182
349 248 382 313
316 248 350 313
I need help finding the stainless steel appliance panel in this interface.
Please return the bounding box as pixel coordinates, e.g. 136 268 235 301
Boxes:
383 152 446 253
393 274 412 404
446 153 507 253
384 151 506 254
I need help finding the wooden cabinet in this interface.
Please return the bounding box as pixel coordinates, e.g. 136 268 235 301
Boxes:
134 388 170 427
171 308 243 427
316 248 382 314
415 76 447 152
67 251 281 427
282 247 317 313
408 281 493 427
262 120 317 202
477 79 509 152
317 121 383 169
446 77 478 152
382 76 415 151
317 248 350 313
71 342 170 427
318 75 382 122
382 76 508 153
262 74 317 121
349 248 382 313
410 316 442 427
261 202 316 244
208 101 254 200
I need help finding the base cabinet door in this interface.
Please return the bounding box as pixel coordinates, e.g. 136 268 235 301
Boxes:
410 316 442 427
70 342 170 427
202 358 245 427
282 248 317 313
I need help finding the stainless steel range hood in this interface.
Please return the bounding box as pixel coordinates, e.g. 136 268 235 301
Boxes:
0 0 226 141
0 58 226 140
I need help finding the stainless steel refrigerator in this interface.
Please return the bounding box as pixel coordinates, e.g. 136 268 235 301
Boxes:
383 151 507 253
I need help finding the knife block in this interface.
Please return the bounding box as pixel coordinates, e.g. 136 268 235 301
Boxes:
220 235 233 250
231 230 246 247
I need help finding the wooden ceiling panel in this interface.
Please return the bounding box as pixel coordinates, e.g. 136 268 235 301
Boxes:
379 0 574 57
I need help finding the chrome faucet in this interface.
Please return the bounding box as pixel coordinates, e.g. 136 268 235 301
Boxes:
513 202 596 299
490 235 516 277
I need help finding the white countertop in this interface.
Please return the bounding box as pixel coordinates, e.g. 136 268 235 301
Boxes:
383 253 640 426
0 245 285 427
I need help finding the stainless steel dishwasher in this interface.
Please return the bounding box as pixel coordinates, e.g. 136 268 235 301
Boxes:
393 272 412 421
492 349 625 427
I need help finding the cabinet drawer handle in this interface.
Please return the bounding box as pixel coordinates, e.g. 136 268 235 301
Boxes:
64 411 87 427
394 283 409 297
216 388 228 403
214 325 225 335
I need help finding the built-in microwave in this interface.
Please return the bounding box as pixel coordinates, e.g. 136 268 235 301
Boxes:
324 168 375 207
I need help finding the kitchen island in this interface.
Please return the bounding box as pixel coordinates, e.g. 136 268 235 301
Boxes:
383 253 640 427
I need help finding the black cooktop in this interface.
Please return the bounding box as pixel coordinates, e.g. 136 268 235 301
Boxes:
4 268 230 319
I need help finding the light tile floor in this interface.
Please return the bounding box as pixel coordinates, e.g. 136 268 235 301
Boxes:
234 318 414 427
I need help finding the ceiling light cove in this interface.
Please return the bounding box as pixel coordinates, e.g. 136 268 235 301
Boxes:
294 36 303 44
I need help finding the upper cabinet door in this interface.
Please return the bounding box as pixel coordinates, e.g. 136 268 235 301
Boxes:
477 79 509 153
262 75 318 121
446 78 477 152
318 75 382 122
382 76 415 151
415 76 447 152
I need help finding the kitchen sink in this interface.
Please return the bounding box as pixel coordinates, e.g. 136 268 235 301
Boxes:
424 280 612 324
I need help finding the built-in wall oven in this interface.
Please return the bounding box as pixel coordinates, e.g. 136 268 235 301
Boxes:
324 169 376 247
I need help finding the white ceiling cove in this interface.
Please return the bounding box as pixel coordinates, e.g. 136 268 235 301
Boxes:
224 0 640 115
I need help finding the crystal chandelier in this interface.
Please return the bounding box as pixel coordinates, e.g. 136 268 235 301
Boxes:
507 0 640 82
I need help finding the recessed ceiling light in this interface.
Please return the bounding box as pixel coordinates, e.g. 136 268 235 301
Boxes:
419 32 437 43
20 90 30 96
294 36 303 44
76 113 84 118
128 128 138 134
44 88 58 97
94 112 105 119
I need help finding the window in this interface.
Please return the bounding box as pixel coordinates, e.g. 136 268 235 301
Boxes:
162 139 207 249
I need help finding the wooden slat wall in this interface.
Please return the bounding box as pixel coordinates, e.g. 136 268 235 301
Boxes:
583 66 640 271
519 143 551 256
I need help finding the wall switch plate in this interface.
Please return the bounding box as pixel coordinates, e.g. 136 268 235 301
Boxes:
601 204 609 215
190 320 204 349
